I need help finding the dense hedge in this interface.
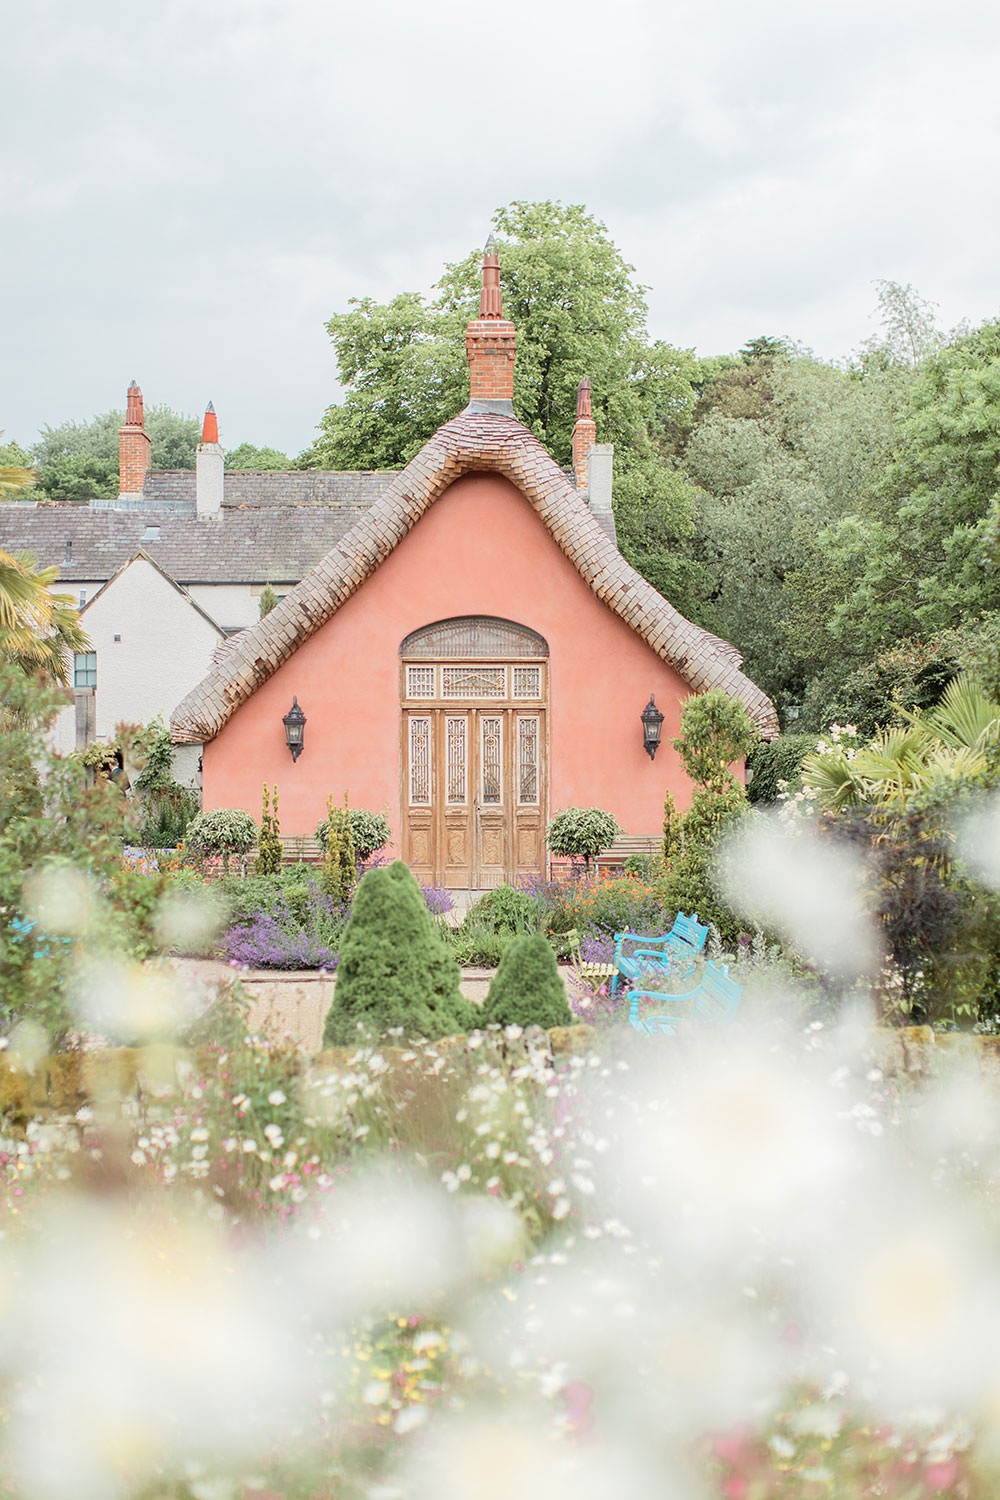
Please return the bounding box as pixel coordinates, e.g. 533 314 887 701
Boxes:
323 861 472 1044
482 934 573 1030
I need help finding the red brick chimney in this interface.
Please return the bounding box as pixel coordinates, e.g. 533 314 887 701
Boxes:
465 234 516 411
118 381 152 495
572 377 597 490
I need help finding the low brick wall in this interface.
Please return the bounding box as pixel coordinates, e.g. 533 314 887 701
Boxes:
6 1025 1000 1127
0 1024 598 1124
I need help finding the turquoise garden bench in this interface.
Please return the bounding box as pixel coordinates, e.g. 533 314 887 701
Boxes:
609 912 709 1000
628 960 743 1036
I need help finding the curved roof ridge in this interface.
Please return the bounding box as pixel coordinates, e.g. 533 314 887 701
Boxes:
171 413 778 742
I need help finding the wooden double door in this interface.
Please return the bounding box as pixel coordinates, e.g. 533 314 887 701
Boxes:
403 697 547 889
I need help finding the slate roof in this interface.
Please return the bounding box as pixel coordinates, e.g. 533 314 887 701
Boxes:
141 470 396 509
0 505 369 585
171 410 780 743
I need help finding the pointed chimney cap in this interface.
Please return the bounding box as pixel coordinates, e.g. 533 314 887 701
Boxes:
479 233 504 319
201 402 219 445
124 381 145 427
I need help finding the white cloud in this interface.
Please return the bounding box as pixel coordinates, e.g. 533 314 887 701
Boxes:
3 0 1000 453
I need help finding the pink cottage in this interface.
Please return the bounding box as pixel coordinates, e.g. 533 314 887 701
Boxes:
171 242 776 888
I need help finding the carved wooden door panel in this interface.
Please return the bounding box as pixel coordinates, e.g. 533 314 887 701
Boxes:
401 650 548 888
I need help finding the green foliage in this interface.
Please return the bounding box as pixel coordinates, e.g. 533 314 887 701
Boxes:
0 439 33 474
31 405 201 502
323 861 471 1044
315 808 391 864
473 885 546 936
747 733 820 804
129 718 199 848
216 865 313 925
445 907 512 967
132 719 175 791
829 319 1000 660
34 453 117 505
257 785 282 877
679 348 911 712
801 675 1000 813
0 669 125 1039
546 807 621 870
133 789 199 850
482 934 573 1030
673 690 759 792
662 788 679 862
226 443 291 470
319 796 356 903
801 638 961 738
310 200 703 521
185 808 258 872
661 783 753 945
832 806 1000 1027
257 584 279 619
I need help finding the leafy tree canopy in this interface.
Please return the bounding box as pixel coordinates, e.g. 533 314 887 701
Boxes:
312 201 693 470
31 406 201 503
309 199 712 614
225 443 292 470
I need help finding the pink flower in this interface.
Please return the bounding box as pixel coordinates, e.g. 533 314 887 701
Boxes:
924 1459 960 1493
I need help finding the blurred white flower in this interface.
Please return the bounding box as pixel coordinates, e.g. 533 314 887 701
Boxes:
22 865 97 938
154 885 226 954
806 1187 1000 1414
955 798 1000 889
395 1411 676 1500
719 817 880 979
5 1199 318 1500
603 1035 860 1265
71 958 202 1043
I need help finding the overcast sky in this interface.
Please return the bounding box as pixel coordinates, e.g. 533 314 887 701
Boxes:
4 0 1000 459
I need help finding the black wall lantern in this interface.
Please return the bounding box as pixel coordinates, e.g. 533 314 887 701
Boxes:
641 693 664 760
283 696 306 761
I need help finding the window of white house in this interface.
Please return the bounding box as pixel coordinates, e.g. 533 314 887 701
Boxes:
73 652 97 689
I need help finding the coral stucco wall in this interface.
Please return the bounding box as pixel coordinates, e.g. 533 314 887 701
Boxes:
202 473 703 855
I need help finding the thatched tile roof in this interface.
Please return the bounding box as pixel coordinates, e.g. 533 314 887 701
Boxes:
171 412 779 743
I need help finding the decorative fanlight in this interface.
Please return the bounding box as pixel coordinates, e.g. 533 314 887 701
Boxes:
282 696 306 762
640 693 664 761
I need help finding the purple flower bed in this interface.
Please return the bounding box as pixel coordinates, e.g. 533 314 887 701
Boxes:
421 884 453 916
225 910 339 971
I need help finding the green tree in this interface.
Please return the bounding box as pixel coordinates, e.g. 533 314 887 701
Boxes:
0 439 34 494
679 350 910 712
0 550 89 684
482 933 573 1030
856 280 943 370
257 785 283 877
185 808 258 874
323 861 471 1044
546 807 621 873
310 201 705 600
829 318 1000 659
672 690 759 792
31 406 201 502
658 690 757 942
226 444 292 470
0 668 124 1039
319 796 356 903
